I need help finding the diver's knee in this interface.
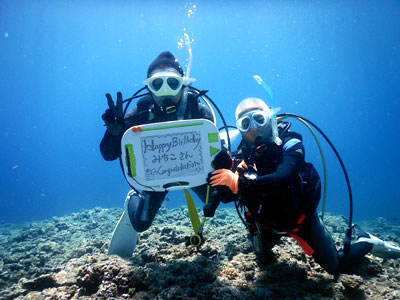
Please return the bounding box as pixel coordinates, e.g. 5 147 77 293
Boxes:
124 190 138 211
322 259 340 275
127 206 154 232
311 244 340 275
249 233 276 265
126 192 157 232
126 193 139 213
335 242 373 274
131 220 153 232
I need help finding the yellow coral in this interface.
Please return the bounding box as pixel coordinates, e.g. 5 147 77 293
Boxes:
221 267 239 280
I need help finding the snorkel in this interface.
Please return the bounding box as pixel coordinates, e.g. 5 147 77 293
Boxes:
253 75 282 146
177 33 194 119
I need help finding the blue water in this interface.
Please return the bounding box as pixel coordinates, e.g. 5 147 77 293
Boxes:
1 1 399 223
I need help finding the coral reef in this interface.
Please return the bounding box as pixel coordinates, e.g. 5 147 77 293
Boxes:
0 206 399 299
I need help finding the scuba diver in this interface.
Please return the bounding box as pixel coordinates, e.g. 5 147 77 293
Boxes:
205 97 400 275
100 51 213 234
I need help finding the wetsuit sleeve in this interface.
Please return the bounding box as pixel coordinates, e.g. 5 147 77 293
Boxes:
99 107 140 161
100 130 124 161
239 140 305 190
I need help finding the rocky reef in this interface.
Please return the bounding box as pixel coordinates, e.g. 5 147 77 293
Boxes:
0 206 399 300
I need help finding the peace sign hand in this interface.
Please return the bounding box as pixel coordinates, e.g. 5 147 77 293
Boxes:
102 92 124 136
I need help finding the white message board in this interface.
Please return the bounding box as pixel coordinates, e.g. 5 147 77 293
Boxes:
121 119 221 192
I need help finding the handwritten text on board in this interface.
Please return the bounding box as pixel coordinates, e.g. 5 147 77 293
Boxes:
141 131 204 181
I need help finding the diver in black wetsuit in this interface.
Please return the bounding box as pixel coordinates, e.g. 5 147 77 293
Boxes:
100 51 213 233
205 97 400 275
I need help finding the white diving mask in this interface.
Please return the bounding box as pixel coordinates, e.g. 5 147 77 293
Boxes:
236 109 271 133
143 71 195 97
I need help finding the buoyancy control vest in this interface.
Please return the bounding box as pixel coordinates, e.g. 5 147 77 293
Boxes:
238 121 321 229
126 91 209 126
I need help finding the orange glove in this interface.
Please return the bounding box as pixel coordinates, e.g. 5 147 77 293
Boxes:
209 169 239 194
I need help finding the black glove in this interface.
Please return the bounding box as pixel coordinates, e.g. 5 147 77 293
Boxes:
206 171 236 204
102 92 124 136
218 186 236 203
212 150 233 170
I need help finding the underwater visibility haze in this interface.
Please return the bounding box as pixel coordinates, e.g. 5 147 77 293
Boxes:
0 0 400 224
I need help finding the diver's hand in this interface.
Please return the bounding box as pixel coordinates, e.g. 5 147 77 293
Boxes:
236 160 248 176
212 150 233 170
207 169 239 194
236 160 257 177
102 92 124 136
